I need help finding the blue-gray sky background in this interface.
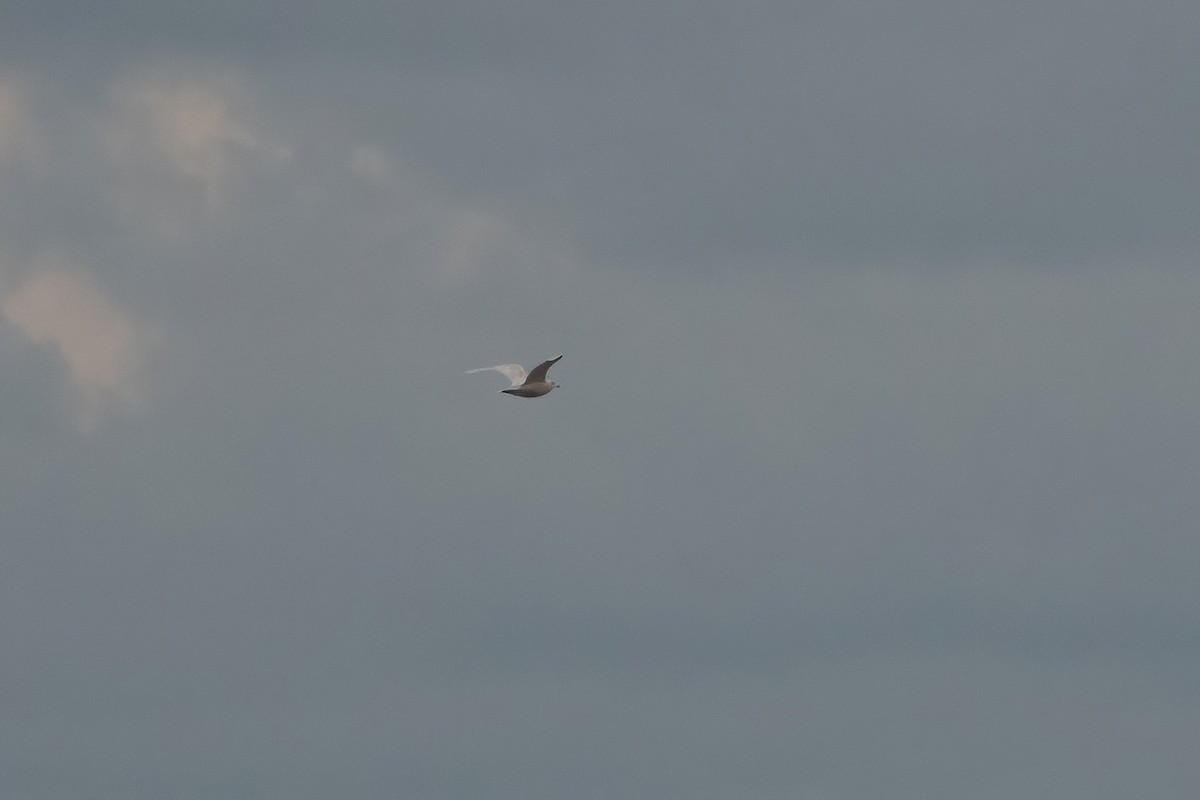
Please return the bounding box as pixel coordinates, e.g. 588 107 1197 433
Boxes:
2 2 1199 798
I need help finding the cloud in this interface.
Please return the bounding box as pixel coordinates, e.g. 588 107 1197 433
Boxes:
339 141 577 289
350 145 392 184
2 256 152 430
437 209 513 286
106 72 292 232
0 77 35 166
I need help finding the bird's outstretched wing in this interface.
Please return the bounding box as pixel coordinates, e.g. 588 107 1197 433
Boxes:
524 355 563 384
465 364 527 386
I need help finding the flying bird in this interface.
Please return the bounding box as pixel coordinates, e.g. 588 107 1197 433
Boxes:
466 355 563 398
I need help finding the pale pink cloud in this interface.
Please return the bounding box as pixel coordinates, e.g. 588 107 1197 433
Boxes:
3 260 152 430
0 77 36 167
438 209 511 286
107 73 292 231
351 145 393 183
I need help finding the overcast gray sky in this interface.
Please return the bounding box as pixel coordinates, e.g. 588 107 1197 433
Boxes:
2 2 1199 798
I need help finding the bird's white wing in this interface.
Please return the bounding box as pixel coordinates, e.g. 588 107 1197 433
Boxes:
524 355 562 384
465 364 527 386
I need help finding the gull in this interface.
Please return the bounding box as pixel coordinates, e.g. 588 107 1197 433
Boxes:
466 355 563 398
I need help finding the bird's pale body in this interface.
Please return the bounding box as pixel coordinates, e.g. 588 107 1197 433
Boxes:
501 382 557 397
